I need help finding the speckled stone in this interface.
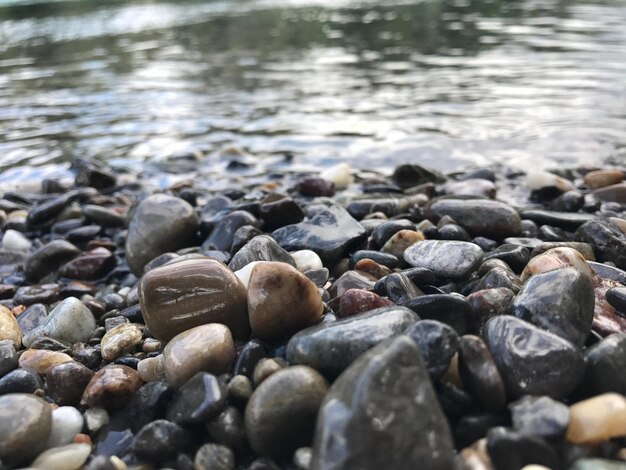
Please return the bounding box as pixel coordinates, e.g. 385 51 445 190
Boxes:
100 323 143 361
80 365 143 409
404 240 484 280
138 258 249 342
163 323 235 387
46 361 95 406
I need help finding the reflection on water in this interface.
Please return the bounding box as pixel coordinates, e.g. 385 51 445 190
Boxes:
0 0 625 184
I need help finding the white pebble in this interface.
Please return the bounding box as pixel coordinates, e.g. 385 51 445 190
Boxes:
84 408 109 434
290 250 323 273
45 406 84 449
234 261 264 288
525 171 574 193
320 163 353 189
31 443 91 470
2 229 32 252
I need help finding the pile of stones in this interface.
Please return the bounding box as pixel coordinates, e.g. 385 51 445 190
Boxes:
0 158 624 470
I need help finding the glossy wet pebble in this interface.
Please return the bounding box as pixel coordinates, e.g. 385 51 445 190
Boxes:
566 393 626 444
509 395 570 439
228 234 295 271
404 240 484 279
100 323 142 361
131 419 189 462
80 365 143 409
45 405 84 449
46 361 95 406
405 320 458 380
583 333 626 395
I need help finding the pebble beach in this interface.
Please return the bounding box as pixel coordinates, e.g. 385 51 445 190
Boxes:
0 158 625 469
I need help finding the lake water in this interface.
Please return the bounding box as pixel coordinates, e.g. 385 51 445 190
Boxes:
0 0 625 186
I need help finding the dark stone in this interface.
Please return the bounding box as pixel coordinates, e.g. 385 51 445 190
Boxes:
0 340 17 378
484 244 530 273
483 316 584 399
403 294 473 335
404 240 484 280
166 372 227 424
73 158 117 189
426 198 522 239
16 303 47 337
132 419 189 462
228 235 295 271
346 199 401 220
576 220 626 270
234 339 267 379
194 443 235 470
29 337 68 351
473 236 499 252
26 191 77 227
203 210 258 252
400 267 435 287
207 407 247 453
349 250 399 269
520 210 596 231
329 270 376 298
259 196 304 231
404 320 459 380
71 343 102 370
0 368 43 395
455 413 507 449
230 225 263 254
286 306 417 378
384 273 422 304
372 219 415 247
46 361 95 406
486 427 560 470
67 225 103 243
438 223 471 241
24 240 80 282
467 287 515 330
14 284 60 305
59 248 117 280
305 268 330 288
582 333 626 395
509 396 570 439
510 267 594 347
126 194 199 275
539 224 574 242
339 289 391 318
272 206 367 264
83 205 127 228
457 335 506 412
391 164 445 189
588 261 626 284
94 425 134 457
548 191 585 212
311 336 456 470
474 267 522 294
125 381 173 432
297 177 335 197
606 287 626 315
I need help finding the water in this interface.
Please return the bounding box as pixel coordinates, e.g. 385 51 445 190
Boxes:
0 0 625 186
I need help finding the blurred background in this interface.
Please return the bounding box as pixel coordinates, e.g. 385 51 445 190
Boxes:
0 0 625 187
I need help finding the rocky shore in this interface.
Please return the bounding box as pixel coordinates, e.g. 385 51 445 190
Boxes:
0 157 625 470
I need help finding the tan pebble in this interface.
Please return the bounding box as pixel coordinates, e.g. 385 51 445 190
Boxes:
521 247 594 282
253 358 287 387
381 229 424 259
584 169 624 189
353 259 392 279
18 349 72 374
459 447 493 470
248 262 323 342
100 323 143 361
443 353 463 389
137 355 165 382
163 323 235 387
80 365 142 409
0 305 20 347
566 393 626 444
609 217 626 235
229 375 253 402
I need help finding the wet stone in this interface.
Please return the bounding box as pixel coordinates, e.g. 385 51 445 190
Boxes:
458 335 506 412
404 294 473 335
510 267 595 347
404 240 484 280
583 333 626 396
566 393 626 444
132 419 189 462
339 289 392 317
208 406 247 452
246 366 327 458
486 427 559 470
228 234 295 271
605 287 626 315
204 210 258 252
380 229 425 259
272 205 367 264
259 195 305 231
166 372 227 424
16 303 48 336
100 323 142 362
233 339 267 379
483 316 584 399
311 336 456 470
0 305 19 347
392 163 445 189
520 209 596 231
253 358 286 387
0 340 16 377
81 365 143 409
475 267 522 294
59 247 116 280
19 349 73 374
46 361 95 406
484 244 530 273
286 306 417 378
576 219 626 270
349 250 399 269
26 191 77 227
125 381 173 432
194 443 235 470
384 272 422 304
297 177 335 198
24 240 81 282
0 368 44 395
248 261 323 342
405 320 459 380
45 405 84 449
126 194 199 275
14 284 61 306
509 396 570 439
530 241 595 260
66 224 102 243
138 258 249 342
304 267 330 287
330 270 376 297
584 169 624 189
372 219 415 247
593 183 626 203
468 287 515 330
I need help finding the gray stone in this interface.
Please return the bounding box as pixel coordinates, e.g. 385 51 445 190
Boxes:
228 235 295 271
404 240 484 279
24 240 80 282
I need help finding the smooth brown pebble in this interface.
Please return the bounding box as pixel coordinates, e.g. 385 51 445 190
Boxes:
381 229 425 259
18 349 73 374
80 365 142 409
566 393 626 444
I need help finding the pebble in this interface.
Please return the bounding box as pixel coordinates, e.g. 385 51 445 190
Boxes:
380 229 424 258
468 287 515 329
584 169 624 189
163 323 235 387
259 194 305 230
246 366 328 458
404 240 484 279
287 306 417 377
509 395 570 439
2 229 32 251
23 297 96 348
0 393 52 465
166 372 227 424
593 183 626 203
483 316 584 399
15 303 47 337
330 269 376 297
576 219 626 270
46 361 95 406
45 405 84 449
137 355 165 382
311 336 456 470
272 205 367 264
32 443 91 470
24 239 81 282
404 320 459 380
194 443 235 470
59 247 117 280
372 219 415 247
18 349 73 374
510 267 595 347
228 234 296 271
233 339 267 379
228 374 253 402
132 419 189 462
391 163 445 189
566 393 626 444
207 406 247 452
520 209 596 231
247 261 323 342
125 194 199 275
100 323 143 361
605 287 626 315
138 258 249 341
521 246 594 282
0 367 44 394
0 339 17 377
0 304 20 347
204 210 258 252
319 163 352 189
525 171 575 194
14 283 60 306
404 294 473 334
338 288 392 317
291 249 324 273
84 408 109 434
486 427 558 470
253 358 286 386
583 333 626 395
80 365 143 409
